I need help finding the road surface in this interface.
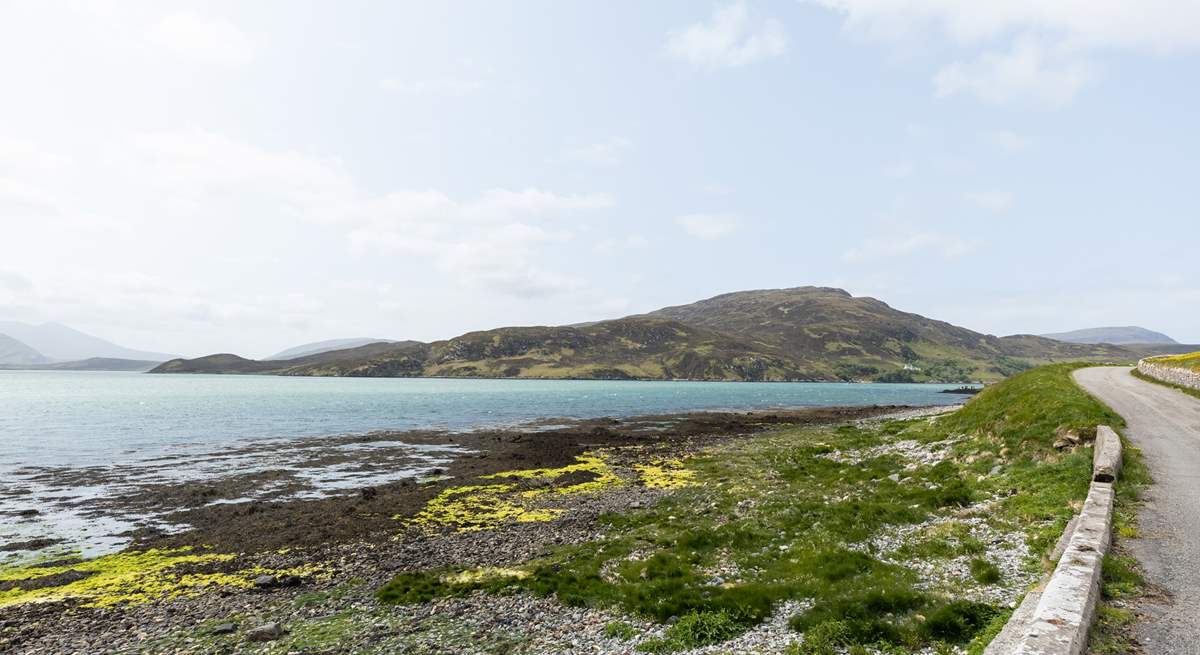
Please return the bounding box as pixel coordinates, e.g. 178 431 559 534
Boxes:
1074 366 1200 653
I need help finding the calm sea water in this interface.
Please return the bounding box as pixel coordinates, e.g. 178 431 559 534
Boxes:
0 370 970 468
0 371 971 559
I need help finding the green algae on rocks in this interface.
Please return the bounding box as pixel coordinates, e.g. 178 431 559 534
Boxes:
401 452 627 532
0 547 326 608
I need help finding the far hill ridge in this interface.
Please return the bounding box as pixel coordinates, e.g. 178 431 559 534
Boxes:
0 333 50 366
0 320 178 362
153 287 1137 383
1041 326 1177 345
266 338 404 361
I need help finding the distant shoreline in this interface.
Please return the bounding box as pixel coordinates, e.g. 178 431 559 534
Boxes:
142 369 987 386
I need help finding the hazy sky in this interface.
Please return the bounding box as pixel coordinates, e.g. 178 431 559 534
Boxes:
2 1 1198 357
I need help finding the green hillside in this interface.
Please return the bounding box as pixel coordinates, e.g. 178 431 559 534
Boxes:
151 287 1136 382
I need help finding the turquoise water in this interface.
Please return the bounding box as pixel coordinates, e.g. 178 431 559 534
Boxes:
0 370 971 559
0 370 970 468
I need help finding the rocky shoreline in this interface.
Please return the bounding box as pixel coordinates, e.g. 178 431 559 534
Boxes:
1 404 922 654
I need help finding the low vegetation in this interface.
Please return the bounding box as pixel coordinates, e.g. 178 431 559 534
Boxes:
1145 351 1200 372
0 548 325 608
1087 425 1151 654
377 363 1122 652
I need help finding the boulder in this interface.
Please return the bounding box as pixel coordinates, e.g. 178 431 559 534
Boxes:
253 574 302 589
1092 425 1123 483
245 622 284 642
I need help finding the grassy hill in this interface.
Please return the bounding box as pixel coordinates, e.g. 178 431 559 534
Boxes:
151 287 1135 382
638 287 1130 381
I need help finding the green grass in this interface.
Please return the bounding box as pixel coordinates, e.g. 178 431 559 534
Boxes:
922 601 1000 643
1132 367 1200 401
379 363 1124 652
140 586 533 655
937 363 1124 555
969 558 1002 584
1086 421 1152 654
965 610 1014 655
1145 351 1200 372
603 620 638 641
789 619 853 655
637 609 745 652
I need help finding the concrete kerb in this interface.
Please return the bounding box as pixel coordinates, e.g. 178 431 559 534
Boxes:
984 425 1123 655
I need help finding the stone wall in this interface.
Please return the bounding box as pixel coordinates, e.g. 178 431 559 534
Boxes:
1137 359 1200 391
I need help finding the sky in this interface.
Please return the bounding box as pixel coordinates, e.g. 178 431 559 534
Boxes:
1 0 1198 358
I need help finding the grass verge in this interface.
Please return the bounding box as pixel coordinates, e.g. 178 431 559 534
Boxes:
1086 396 1152 654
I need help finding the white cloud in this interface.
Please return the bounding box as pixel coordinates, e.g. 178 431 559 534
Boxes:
934 36 1095 106
379 77 483 96
812 1 1200 52
964 190 1014 213
1 267 329 351
842 231 978 263
0 270 32 291
0 136 74 172
985 130 1031 153
0 177 59 215
675 213 741 240
146 12 254 66
131 130 355 207
593 235 650 255
701 183 736 196
884 160 914 179
13 129 613 302
939 284 1200 342
563 137 633 166
665 1 788 69
345 188 612 297
810 1 1200 106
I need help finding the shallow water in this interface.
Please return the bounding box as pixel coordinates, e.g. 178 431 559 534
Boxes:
0 371 972 560
0 371 971 466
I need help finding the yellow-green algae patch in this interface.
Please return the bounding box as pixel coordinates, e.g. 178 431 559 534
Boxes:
483 453 623 495
633 458 697 489
0 548 326 608
404 483 563 532
441 566 529 585
405 453 624 532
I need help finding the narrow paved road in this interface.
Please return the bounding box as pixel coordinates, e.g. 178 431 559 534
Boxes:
1074 366 1200 653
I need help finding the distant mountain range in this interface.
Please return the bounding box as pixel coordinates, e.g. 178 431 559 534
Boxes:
0 321 178 369
0 357 162 372
266 338 397 361
1041 326 1177 345
0 321 178 362
153 287 1159 383
0 333 49 366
